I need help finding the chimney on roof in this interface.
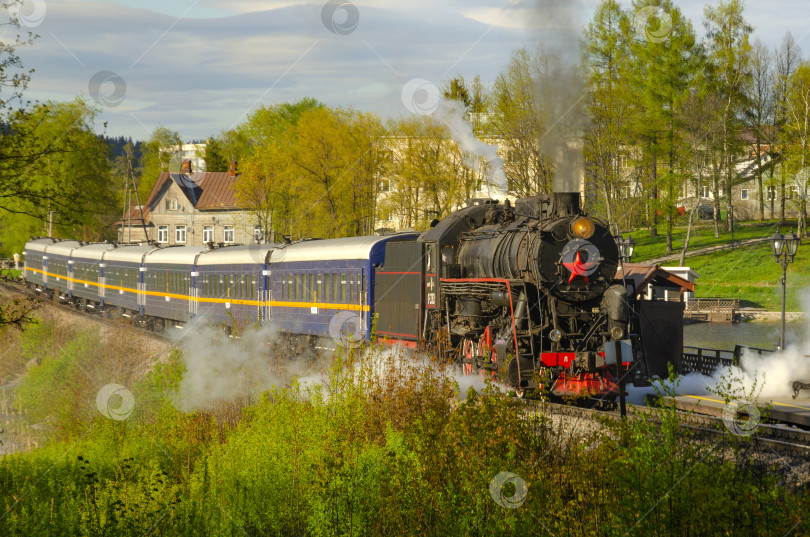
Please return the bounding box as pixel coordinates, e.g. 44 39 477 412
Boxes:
181 159 193 174
229 161 237 176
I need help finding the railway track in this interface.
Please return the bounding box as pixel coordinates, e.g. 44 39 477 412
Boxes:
0 278 175 345
525 399 810 456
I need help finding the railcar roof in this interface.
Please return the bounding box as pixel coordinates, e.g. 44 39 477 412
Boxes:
23 238 58 254
269 234 418 264
195 244 279 266
43 240 82 257
102 245 158 264
70 243 117 261
144 245 209 266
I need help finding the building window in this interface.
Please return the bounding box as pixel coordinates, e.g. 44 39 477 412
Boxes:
379 179 390 193
203 226 214 243
167 199 178 211
740 189 748 200
158 225 168 243
700 185 709 198
768 186 776 200
788 186 798 200
175 225 186 243
224 225 234 243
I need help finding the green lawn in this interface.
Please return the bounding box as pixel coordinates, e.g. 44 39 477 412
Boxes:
627 219 794 263
616 219 808 311
677 241 809 310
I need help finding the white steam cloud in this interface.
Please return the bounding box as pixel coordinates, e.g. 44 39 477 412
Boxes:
433 99 508 196
661 290 810 400
170 317 325 411
170 319 495 410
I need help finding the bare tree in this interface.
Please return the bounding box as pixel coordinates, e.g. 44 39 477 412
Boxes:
744 38 774 221
773 32 803 222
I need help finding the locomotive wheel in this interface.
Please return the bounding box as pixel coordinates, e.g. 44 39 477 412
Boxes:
461 338 476 376
477 327 497 381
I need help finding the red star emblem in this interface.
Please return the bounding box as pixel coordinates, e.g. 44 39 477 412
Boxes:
562 250 598 283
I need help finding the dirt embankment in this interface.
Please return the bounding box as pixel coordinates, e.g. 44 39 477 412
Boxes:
0 283 175 454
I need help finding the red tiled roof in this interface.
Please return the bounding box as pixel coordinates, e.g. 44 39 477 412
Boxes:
615 263 694 293
143 171 240 213
116 205 151 227
196 172 239 209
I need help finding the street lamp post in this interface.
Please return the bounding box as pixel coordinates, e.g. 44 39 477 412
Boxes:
617 235 635 264
769 229 800 350
614 234 636 419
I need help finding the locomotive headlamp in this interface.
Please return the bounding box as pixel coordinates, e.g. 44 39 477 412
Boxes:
570 217 596 239
549 329 562 342
610 326 625 340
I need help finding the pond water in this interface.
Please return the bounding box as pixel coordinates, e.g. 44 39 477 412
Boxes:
683 321 806 350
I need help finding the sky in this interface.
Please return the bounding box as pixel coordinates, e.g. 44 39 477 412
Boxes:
4 0 810 141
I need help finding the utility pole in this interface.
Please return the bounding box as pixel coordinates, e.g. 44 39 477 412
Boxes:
124 154 150 243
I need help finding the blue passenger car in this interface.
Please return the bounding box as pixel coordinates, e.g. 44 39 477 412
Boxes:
195 244 276 324
142 246 208 324
22 238 56 289
267 234 418 342
70 243 116 307
43 240 81 298
102 244 157 316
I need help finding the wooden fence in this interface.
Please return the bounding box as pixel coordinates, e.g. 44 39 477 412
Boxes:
682 297 740 323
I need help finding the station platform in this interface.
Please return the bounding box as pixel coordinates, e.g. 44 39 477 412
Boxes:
664 394 810 428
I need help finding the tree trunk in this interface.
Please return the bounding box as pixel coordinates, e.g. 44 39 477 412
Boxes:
768 163 776 218
756 140 764 221
679 204 697 266
726 153 733 233
650 155 658 237
780 179 786 223
713 172 720 239
602 182 613 226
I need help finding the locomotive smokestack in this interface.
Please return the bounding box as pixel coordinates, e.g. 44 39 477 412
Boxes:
552 192 580 217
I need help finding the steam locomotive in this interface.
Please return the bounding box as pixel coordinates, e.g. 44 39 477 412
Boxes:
23 191 643 402
375 191 635 400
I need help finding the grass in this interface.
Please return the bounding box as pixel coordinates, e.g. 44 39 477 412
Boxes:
685 241 810 310
621 218 808 310
628 218 792 262
0 319 808 536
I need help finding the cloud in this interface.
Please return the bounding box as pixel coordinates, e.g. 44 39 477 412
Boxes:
17 1 528 139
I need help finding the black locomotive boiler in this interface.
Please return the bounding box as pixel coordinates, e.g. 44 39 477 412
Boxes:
374 192 637 400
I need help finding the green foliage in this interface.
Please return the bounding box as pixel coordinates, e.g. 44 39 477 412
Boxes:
0 99 117 250
138 126 182 199
235 100 385 239
200 135 229 172
2 327 808 536
489 48 550 196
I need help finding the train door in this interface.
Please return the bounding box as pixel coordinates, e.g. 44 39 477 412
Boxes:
261 268 269 322
99 262 106 302
360 267 367 333
138 266 146 315
67 259 74 296
191 270 198 317
424 242 438 311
